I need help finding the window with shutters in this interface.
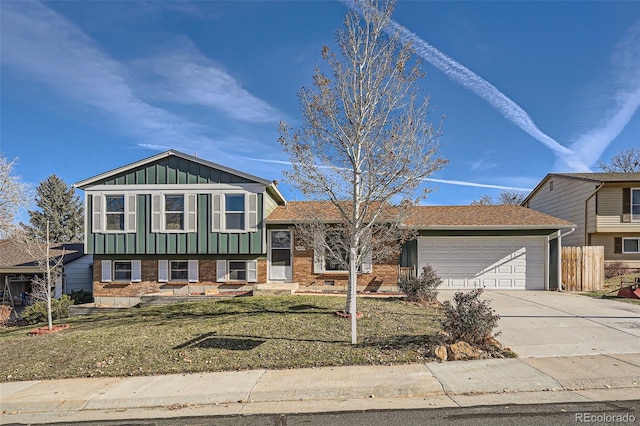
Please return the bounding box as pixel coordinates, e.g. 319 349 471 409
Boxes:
151 193 197 233
211 192 258 233
632 189 640 222
216 259 257 282
92 193 136 233
101 260 141 283
313 230 372 274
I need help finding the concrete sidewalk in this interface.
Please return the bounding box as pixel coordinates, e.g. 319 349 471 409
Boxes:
3 291 640 423
2 354 640 424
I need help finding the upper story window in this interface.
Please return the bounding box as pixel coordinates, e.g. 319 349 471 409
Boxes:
212 192 258 233
151 193 197 233
225 194 245 231
164 195 185 230
632 188 640 222
105 195 125 231
92 193 136 233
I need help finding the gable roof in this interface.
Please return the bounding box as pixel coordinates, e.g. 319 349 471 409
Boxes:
74 149 286 205
0 240 85 272
522 172 640 205
267 202 575 230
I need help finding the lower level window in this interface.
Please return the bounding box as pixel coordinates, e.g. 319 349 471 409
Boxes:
228 261 247 281
623 238 640 253
113 261 132 281
170 261 189 281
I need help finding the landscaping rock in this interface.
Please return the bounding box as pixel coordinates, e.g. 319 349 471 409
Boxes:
448 341 481 360
434 345 448 361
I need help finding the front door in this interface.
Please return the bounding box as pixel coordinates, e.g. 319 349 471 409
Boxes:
269 230 292 281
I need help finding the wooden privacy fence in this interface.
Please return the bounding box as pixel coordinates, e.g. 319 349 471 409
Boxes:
562 246 604 291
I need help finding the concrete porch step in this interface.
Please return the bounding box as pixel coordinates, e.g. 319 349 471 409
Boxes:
252 282 300 296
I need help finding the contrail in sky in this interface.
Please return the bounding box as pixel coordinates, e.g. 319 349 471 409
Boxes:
341 0 596 171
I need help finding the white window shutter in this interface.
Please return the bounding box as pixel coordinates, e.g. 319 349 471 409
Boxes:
101 260 112 282
151 194 162 232
158 260 169 282
131 260 142 282
126 194 137 233
188 260 199 283
247 259 258 283
186 194 197 232
212 193 222 232
247 193 258 232
216 259 227 282
92 194 103 233
313 232 325 274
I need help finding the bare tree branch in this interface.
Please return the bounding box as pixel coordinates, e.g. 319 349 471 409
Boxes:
597 147 640 172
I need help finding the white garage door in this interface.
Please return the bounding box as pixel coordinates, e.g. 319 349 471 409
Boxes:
418 237 545 290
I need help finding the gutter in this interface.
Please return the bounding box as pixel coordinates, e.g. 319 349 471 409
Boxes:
556 226 576 292
583 183 604 245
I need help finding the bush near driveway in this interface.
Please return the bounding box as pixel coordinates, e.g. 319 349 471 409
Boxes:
0 295 442 382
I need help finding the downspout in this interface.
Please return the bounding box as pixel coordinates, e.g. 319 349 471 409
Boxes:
584 183 604 246
557 227 576 292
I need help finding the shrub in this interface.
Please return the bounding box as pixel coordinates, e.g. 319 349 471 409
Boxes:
69 290 93 304
605 261 631 279
399 265 442 304
441 288 500 346
21 295 74 325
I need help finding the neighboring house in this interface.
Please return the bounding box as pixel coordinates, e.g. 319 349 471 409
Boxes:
75 150 577 307
522 173 640 268
267 202 575 292
0 240 91 305
74 150 286 307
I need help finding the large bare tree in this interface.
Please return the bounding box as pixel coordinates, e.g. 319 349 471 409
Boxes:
0 154 30 238
278 0 447 343
597 147 640 173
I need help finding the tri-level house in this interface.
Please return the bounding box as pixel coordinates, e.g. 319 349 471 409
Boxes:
522 172 640 268
77 150 576 307
74 150 286 306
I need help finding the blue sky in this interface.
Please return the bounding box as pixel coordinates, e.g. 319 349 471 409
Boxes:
2 0 639 207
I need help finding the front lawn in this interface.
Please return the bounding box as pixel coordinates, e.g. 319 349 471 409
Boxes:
0 296 442 382
580 272 640 305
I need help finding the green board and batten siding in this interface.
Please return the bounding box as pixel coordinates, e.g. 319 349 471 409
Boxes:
99 157 255 186
86 157 265 255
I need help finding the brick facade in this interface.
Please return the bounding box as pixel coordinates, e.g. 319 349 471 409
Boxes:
93 258 267 298
291 247 399 293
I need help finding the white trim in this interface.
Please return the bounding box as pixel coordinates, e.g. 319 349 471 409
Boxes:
82 183 267 192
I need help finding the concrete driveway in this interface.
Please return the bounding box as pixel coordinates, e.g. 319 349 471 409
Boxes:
437 290 640 358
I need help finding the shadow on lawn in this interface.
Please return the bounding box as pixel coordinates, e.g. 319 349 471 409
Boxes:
174 331 348 350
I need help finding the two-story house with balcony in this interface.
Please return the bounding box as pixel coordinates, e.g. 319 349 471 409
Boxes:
522 172 640 268
74 150 286 307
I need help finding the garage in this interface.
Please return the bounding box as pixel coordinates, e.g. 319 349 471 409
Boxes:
418 236 546 290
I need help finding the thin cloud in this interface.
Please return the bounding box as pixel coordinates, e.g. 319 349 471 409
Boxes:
562 21 640 170
1 1 210 148
144 50 282 123
0 1 281 156
246 157 531 191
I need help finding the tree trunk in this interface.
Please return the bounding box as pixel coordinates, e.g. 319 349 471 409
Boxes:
46 221 53 331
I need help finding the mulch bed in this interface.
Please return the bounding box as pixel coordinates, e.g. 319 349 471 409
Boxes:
28 324 70 336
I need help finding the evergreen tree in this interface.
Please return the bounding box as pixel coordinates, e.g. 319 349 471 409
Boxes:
27 174 84 243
